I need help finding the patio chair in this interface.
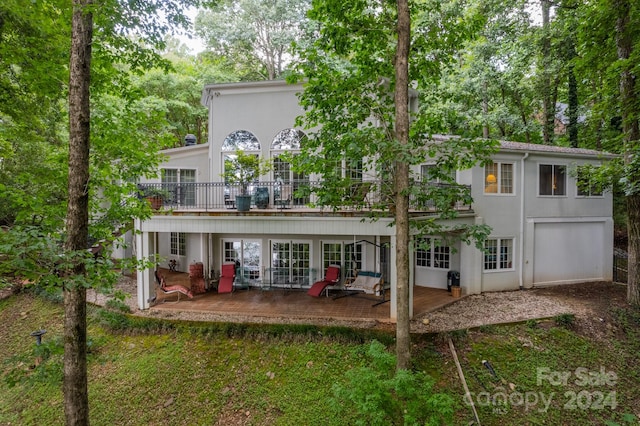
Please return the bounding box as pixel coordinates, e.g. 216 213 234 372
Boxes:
218 262 236 293
154 270 194 303
275 184 292 209
349 181 373 209
307 265 341 297
225 185 240 209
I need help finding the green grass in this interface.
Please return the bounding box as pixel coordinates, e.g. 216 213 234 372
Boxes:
1 292 639 425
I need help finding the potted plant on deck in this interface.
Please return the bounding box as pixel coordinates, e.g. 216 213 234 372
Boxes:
222 150 272 212
141 186 168 210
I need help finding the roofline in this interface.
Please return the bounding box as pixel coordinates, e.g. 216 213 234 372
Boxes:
201 80 304 107
161 142 209 155
203 79 303 92
429 134 618 159
497 141 618 159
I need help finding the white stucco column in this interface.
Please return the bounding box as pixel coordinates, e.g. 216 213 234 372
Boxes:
136 220 154 310
389 235 397 321
462 216 485 295
408 240 414 319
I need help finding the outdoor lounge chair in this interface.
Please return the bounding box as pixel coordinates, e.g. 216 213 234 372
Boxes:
307 265 341 297
154 270 194 303
218 262 236 293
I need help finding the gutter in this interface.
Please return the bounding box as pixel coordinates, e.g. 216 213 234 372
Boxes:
519 152 529 290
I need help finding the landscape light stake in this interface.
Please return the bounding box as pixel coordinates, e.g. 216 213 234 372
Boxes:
30 329 47 345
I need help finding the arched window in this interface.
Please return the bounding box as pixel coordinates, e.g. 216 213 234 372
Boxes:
222 130 261 152
271 129 308 206
271 128 306 150
222 131 262 206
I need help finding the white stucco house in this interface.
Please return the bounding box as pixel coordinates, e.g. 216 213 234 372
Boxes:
131 80 615 320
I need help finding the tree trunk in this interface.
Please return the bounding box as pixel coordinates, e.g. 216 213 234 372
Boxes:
64 1 92 424
540 0 555 145
567 65 578 147
615 0 640 305
482 81 489 139
394 0 411 371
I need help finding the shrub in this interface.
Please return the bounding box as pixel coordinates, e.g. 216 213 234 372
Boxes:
332 340 455 426
526 319 538 329
105 298 131 313
554 313 576 328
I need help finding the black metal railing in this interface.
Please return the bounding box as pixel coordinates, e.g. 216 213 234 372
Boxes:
137 180 472 212
613 249 628 283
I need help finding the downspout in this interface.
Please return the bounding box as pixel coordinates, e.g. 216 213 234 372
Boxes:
519 152 529 290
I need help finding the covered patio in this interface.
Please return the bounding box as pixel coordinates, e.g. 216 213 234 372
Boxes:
151 269 460 323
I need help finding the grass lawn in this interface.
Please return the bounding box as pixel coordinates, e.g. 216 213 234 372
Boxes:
1 290 639 425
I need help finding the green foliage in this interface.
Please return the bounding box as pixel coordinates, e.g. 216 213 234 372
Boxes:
553 313 576 328
104 298 131 314
222 149 273 195
421 0 540 142
4 336 64 388
130 60 211 148
195 0 311 80
605 413 639 425
332 340 455 426
290 0 498 248
2 293 640 425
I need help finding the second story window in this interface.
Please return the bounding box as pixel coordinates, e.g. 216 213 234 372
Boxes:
539 164 566 196
484 162 513 194
162 168 196 206
271 129 309 206
576 167 603 197
421 164 456 184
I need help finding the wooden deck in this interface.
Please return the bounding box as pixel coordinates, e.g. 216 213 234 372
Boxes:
152 269 461 323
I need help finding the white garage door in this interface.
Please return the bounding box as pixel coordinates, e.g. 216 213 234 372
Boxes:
533 222 604 285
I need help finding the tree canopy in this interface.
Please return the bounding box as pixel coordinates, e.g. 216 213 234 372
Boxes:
195 0 311 80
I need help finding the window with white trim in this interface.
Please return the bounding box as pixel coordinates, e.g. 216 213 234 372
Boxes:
161 168 196 205
484 238 514 271
321 241 366 281
170 232 186 257
271 129 310 206
484 161 514 194
421 164 456 183
415 237 450 269
576 167 603 197
322 242 342 269
539 164 566 196
270 240 312 285
223 239 262 283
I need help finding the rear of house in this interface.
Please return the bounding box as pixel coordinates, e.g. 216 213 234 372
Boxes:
130 80 614 321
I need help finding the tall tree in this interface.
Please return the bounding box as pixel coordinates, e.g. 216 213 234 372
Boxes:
421 0 539 143
65 3 92 424
195 0 310 80
291 0 496 369
394 0 411 370
63 1 208 423
133 65 209 148
539 0 557 145
614 0 640 305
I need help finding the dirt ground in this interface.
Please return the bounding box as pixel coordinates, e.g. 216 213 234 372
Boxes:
80 276 630 338
414 281 629 338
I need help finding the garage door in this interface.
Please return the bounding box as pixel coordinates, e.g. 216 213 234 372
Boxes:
533 222 604 285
